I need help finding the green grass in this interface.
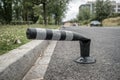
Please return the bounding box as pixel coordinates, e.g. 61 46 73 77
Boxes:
0 24 59 55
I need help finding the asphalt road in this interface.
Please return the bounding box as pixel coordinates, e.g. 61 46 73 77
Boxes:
44 27 120 80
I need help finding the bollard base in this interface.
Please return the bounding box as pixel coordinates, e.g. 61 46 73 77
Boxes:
74 57 96 64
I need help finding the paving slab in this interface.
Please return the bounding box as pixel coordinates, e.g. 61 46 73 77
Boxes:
44 27 120 80
23 41 57 80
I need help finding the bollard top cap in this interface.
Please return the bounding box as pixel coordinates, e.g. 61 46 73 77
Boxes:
26 28 37 39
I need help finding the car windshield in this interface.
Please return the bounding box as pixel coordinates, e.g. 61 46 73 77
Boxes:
91 21 101 24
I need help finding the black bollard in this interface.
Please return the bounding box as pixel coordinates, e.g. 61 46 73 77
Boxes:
75 40 96 64
26 28 96 64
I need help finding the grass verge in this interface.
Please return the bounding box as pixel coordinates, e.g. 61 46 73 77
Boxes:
0 24 59 55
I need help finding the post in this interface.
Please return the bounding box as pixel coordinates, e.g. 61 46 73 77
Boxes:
74 40 95 64
26 28 96 64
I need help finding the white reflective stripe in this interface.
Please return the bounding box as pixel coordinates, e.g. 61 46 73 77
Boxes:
36 28 46 39
52 30 61 40
65 31 73 40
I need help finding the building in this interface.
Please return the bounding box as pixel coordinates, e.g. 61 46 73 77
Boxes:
79 1 95 15
79 1 120 15
86 1 95 14
111 1 120 13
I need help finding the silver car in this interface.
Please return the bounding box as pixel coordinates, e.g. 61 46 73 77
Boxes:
90 20 102 26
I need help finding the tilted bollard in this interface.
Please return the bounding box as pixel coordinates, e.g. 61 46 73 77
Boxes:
26 28 96 64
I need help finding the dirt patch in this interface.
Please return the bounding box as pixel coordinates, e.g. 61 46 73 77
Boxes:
102 17 120 26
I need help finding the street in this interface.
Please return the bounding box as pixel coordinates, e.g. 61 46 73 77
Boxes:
44 27 120 80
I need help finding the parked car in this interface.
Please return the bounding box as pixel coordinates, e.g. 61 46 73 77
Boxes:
90 20 102 27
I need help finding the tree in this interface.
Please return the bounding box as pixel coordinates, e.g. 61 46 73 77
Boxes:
0 0 70 25
33 0 49 25
0 0 12 24
47 0 70 25
12 0 22 21
77 5 91 21
33 4 43 23
22 0 34 21
33 0 70 25
95 0 112 21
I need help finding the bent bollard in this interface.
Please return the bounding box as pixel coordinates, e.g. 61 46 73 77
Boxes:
26 28 96 64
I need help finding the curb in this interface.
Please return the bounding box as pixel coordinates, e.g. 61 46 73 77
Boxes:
23 41 57 80
0 40 49 80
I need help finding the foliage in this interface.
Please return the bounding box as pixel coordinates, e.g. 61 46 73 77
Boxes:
0 0 70 25
0 24 59 55
95 0 112 21
0 0 12 24
77 5 91 21
47 0 70 25
12 0 22 21
76 3 93 25
109 13 120 18
76 0 113 25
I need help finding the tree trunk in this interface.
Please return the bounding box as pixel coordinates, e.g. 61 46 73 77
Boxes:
54 13 58 25
43 3 47 25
